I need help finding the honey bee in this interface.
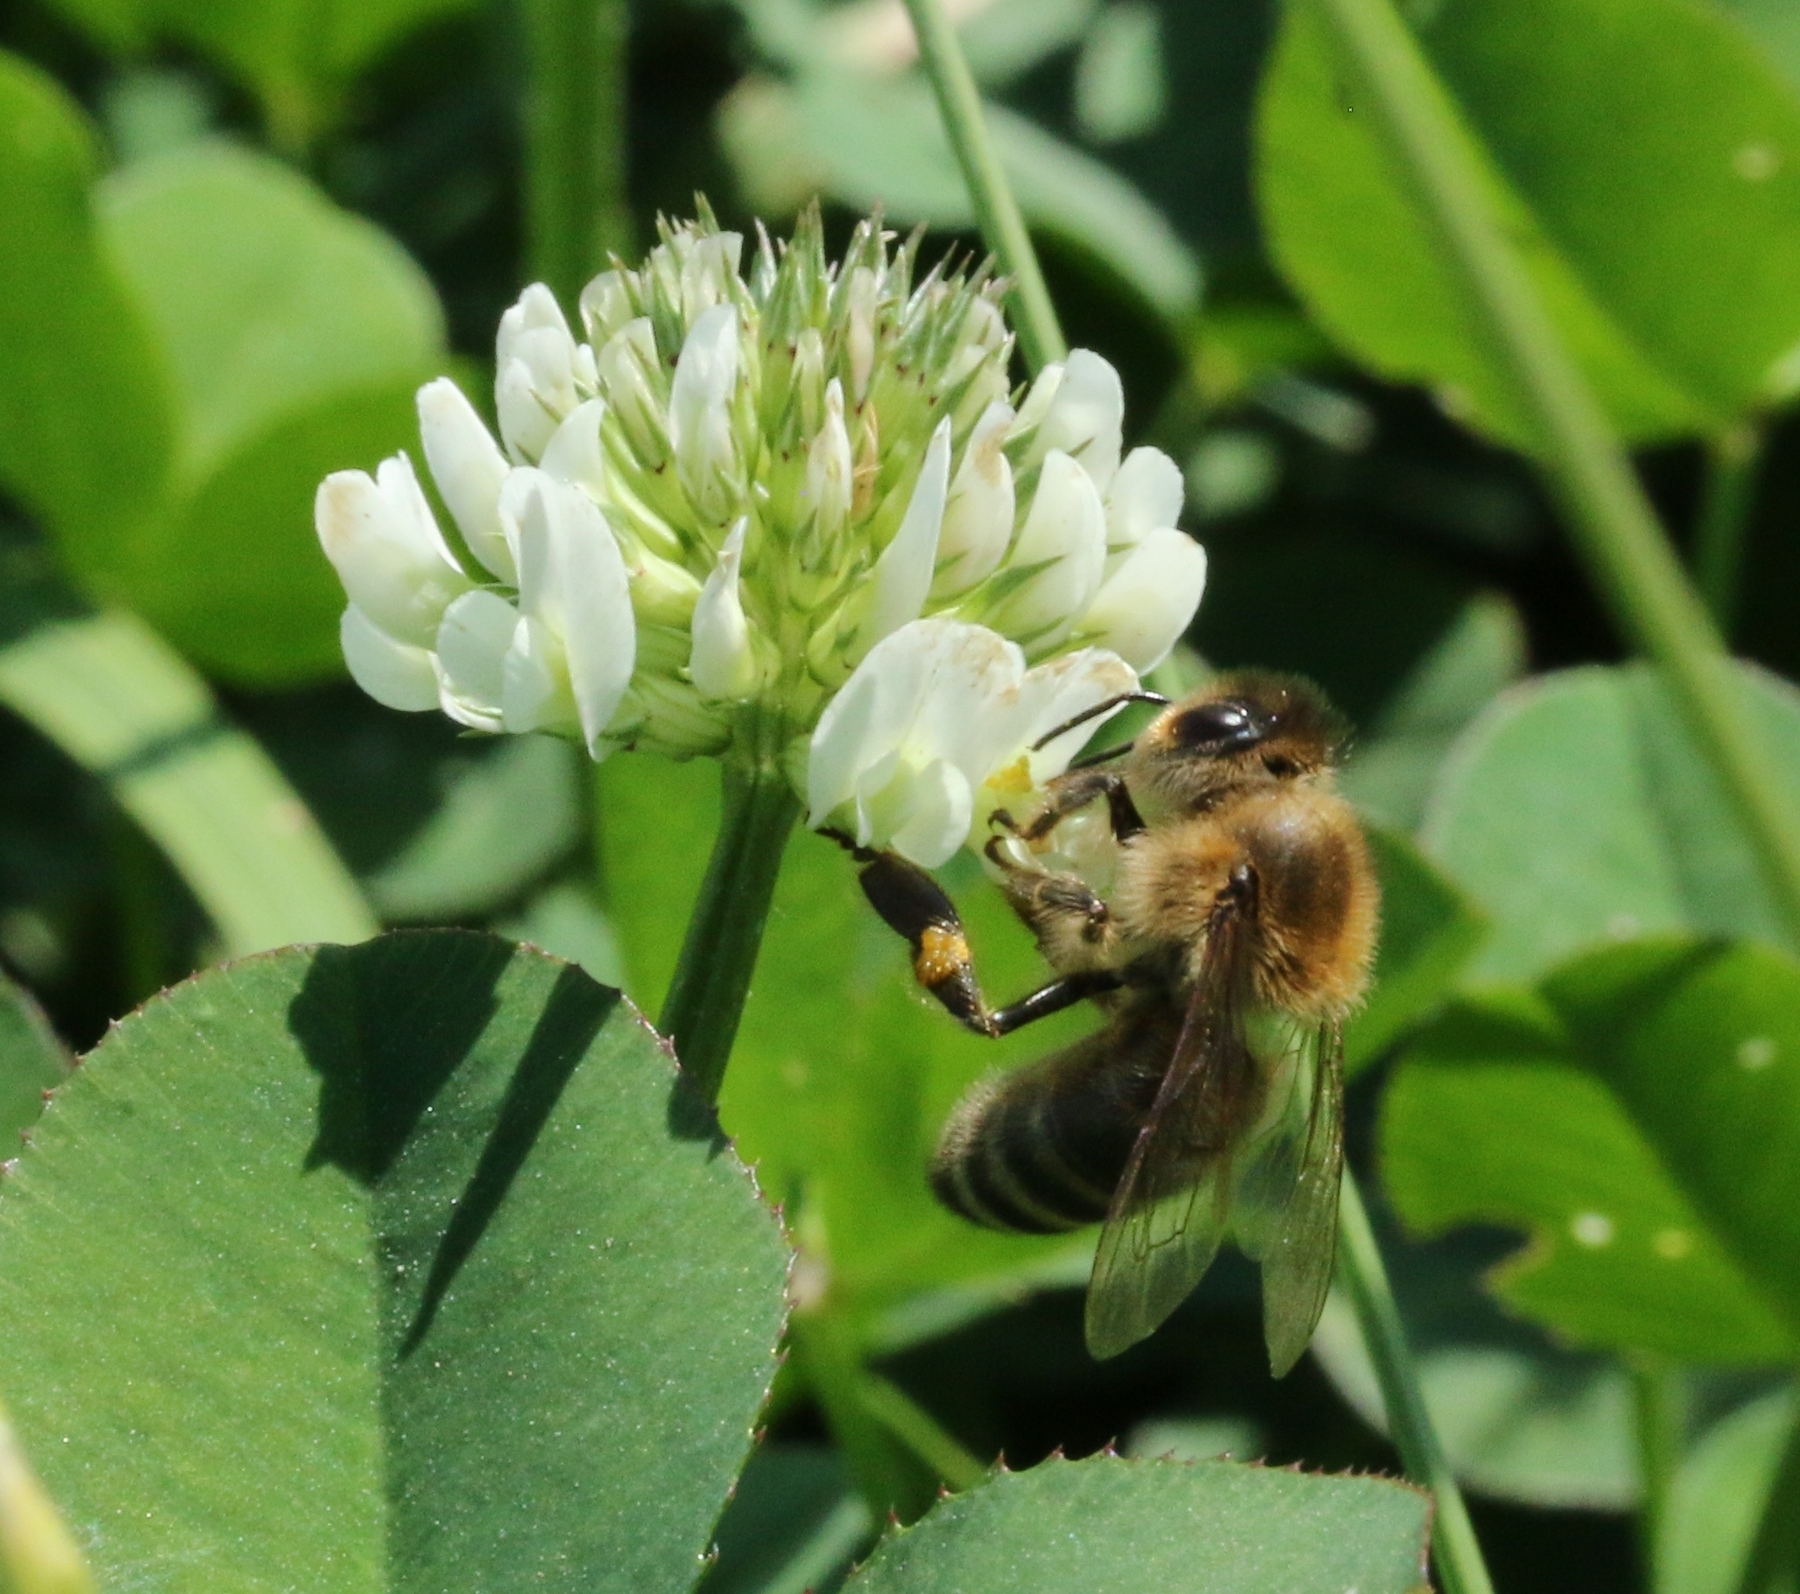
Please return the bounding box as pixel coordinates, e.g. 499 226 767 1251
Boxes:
844 671 1378 1371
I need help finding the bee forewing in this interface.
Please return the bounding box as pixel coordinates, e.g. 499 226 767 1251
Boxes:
1085 1152 1231 1360
1083 892 1259 1362
1248 1023 1345 1376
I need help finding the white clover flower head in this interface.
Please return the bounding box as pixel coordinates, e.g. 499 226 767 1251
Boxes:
315 202 1207 863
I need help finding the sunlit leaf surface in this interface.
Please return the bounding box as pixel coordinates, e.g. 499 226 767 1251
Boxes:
845 1456 1430 1594
0 934 789 1590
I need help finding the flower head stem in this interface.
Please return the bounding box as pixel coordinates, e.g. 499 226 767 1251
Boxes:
1306 0 1800 946
657 735 801 1110
1336 1170 1495 1594
900 0 1066 374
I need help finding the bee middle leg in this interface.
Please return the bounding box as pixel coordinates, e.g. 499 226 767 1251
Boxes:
853 847 1122 1037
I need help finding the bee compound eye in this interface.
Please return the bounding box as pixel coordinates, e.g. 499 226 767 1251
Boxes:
1172 700 1262 752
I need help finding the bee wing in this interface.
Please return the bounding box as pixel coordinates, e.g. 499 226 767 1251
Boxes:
1083 879 1259 1361
1232 1021 1345 1377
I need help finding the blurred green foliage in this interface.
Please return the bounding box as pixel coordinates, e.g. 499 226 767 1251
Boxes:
0 0 1799 1588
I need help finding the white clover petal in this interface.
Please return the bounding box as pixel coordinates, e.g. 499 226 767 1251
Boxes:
983 450 1107 651
1104 445 1184 555
845 266 880 404
497 356 558 464
502 612 575 735
670 301 741 517
538 398 608 499
435 589 517 732
1027 349 1123 494
804 378 853 546
315 454 470 647
497 282 572 368
1002 647 1141 783
503 468 637 755
1077 527 1206 674
690 520 759 702
680 230 743 322
339 605 439 711
807 619 1026 864
595 319 664 458
859 417 952 653
1011 362 1064 436
932 401 1015 600
856 753 973 870
579 269 633 346
416 377 516 583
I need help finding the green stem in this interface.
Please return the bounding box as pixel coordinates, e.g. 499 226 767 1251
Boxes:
1733 1392 1800 1594
1631 1361 1682 1583
521 0 633 307
900 0 1066 373
1305 0 1800 947
1693 423 1764 642
859 1373 987 1492
1337 1170 1494 1594
656 756 799 1107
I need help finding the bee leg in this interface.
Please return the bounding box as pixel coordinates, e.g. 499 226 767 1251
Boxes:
984 835 1125 975
1007 768 1146 845
854 849 1002 1036
990 970 1124 1034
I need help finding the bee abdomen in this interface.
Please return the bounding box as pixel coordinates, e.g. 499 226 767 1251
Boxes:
929 1040 1156 1235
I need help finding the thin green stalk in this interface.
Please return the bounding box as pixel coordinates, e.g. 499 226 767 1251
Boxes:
906 13 1490 1583
1733 1393 1800 1594
1306 0 1800 946
522 0 633 307
656 757 799 1107
1694 423 1764 642
1631 1362 1682 1582
1337 1170 1494 1594
859 1373 987 1492
900 0 1065 373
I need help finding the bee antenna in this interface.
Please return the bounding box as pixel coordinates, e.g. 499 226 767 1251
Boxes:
1067 740 1135 770
1030 692 1169 753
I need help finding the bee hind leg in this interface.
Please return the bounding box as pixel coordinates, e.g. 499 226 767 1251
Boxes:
853 848 1123 1037
854 848 1001 1036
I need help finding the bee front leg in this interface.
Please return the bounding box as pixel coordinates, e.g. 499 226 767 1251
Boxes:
852 847 1122 1037
995 767 1146 846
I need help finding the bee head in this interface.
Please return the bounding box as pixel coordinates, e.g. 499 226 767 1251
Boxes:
1130 672 1348 810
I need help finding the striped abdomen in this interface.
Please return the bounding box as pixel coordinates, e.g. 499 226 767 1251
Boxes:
929 1002 1180 1233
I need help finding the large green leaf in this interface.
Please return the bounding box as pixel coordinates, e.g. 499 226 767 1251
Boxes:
844 1456 1429 1593
1422 663 1800 984
0 970 70 1150
99 145 441 479
1341 593 1527 834
0 51 174 572
69 144 446 682
1344 825 1487 1076
1545 937 1800 1339
1257 0 1800 449
0 545 375 954
0 934 789 1589
1381 941 1800 1363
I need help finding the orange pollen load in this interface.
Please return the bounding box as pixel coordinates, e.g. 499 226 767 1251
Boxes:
915 924 971 988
